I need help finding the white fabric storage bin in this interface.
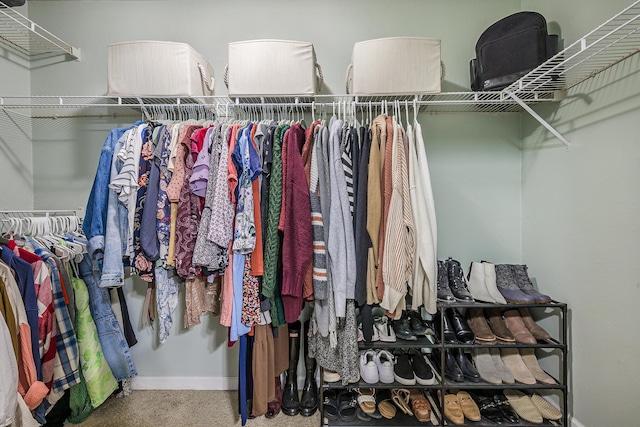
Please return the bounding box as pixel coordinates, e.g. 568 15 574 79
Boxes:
347 37 442 95
226 39 323 97
107 41 214 100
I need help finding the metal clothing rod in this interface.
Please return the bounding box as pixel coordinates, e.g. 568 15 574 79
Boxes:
0 209 81 215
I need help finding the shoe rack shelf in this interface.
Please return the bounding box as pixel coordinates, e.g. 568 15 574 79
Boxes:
320 300 568 427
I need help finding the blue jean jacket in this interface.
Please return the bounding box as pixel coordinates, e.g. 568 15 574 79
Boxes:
100 131 130 287
83 122 143 263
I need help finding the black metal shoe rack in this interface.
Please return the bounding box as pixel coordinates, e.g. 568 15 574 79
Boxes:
319 300 568 427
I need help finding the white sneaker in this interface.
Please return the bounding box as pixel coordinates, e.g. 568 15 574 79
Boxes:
359 350 380 384
375 350 395 384
323 369 341 383
374 316 396 342
358 322 380 342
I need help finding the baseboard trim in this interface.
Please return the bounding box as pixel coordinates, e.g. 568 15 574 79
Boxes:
571 417 586 427
131 376 239 390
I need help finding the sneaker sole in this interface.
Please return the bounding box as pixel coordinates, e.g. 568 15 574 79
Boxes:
394 374 417 386
416 376 436 385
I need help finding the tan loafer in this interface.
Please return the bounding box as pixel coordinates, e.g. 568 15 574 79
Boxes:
530 393 563 420
456 391 481 422
503 389 543 424
443 394 464 425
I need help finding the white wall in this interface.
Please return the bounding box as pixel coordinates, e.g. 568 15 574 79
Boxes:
0 3 33 210
20 0 525 383
521 1 640 425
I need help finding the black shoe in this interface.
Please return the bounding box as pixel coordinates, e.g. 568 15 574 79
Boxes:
446 257 474 302
299 320 318 417
470 392 506 424
407 310 431 336
393 314 417 341
447 308 475 344
493 393 519 423
437 349 464 383
434 309 457 344
437 260 456 302
282 321 301 416
409 350 435 385
393 350 417 385
453 348 481 383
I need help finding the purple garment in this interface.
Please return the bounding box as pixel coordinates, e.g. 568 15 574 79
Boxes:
175 125 202 279
189 127 214 198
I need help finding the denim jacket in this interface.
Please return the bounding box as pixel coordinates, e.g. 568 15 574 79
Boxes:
83 122 143 263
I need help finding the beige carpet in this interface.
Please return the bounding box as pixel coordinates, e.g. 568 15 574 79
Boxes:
71 390 320 427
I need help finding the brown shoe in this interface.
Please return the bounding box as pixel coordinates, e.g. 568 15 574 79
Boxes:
443 394 464 425
503 310 537 344
456 391 481 422
485 308 515 343
519 349 557 385
266 376 282 418
465 308 496 344
518 307 551 340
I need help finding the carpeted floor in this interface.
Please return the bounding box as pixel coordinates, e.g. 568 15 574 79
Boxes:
72 390 321 427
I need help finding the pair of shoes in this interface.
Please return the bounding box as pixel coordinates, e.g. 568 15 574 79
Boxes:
393 312 417 341
472 347 514 385
409 389 431 422
467 261 507 303
465 308 497 344
495 264 552 304
437 258 474 302
469 307 551 344
406 310 433 336
373 315 396 342
500 348 556 385
393 349 435 385
359 349 395 384
433 348 481 383
504 389 548 424
470 390 520 423
354 388 383 419
441 391 481 425
434 308 475 344
485 308 516 343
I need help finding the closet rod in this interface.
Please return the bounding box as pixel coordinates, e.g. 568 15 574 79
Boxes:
0 209 81 216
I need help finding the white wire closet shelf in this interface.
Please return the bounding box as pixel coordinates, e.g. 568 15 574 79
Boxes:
504 0 640 94
0 1 639 145
0 5 80 59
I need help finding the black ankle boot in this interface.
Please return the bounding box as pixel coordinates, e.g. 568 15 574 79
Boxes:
299 320 318 417
282 321 301 416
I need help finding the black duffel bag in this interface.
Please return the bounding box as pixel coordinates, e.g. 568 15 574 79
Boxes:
1 0 26 7
470 11 558 91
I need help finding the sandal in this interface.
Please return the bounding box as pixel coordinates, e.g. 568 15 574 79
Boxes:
355 388 376 414
322 390 339 421
376 389 397 419
337 389 358 421
409 389 431 422
391 388 414 416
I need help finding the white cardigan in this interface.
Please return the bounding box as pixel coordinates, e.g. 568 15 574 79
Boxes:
408 121 438 314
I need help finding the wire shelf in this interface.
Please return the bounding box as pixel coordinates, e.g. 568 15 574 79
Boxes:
0 5 80 59
0 92 560 116
505 0 640 94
